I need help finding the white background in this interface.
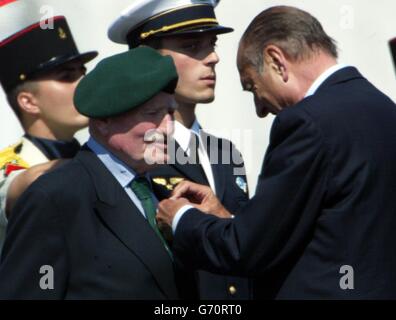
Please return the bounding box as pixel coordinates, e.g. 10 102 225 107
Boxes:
1 0 396 192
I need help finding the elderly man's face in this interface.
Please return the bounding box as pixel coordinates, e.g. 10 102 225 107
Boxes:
100 92 176 173
237 44 295 118
237 61 287 118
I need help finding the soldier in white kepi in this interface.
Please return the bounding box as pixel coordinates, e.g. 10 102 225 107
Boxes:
108 0 252 300
0 0 97 252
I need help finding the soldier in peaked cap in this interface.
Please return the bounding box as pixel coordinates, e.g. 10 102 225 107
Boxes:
0 47 195 299
0 0 97 253
108 0 252 300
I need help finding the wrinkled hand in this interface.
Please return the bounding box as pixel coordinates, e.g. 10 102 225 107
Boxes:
157 198 191 229
157 181 233 229
171 181 232 218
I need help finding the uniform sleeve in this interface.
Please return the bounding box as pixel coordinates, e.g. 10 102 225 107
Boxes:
173 109 331 277
0 185 69 299
0 169 25 227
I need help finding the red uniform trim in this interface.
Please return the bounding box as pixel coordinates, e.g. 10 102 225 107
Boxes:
4 164 26 177
0 0 17 8
0 15 65 47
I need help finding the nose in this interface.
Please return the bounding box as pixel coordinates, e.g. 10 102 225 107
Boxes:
159 112 174 136
205 50 220 66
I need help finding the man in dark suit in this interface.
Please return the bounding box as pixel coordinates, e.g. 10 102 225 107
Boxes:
108 0 252 299
0 47 188 299
157 6 396 299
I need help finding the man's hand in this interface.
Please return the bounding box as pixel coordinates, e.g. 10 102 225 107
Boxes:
157 181 233 229
171 181 232 218
157 197 190 229
6 159 69 217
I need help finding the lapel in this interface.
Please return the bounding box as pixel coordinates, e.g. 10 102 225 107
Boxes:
316 66 365 93
200 131 226 201
75 147 178 299
169 139 209 185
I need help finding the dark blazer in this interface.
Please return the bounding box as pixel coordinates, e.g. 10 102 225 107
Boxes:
149 132 252 299
0 147 185 299
172 67 396 299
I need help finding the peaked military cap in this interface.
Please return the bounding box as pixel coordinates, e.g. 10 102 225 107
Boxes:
74 46 178 119
0 0 98 92
108 0 233 48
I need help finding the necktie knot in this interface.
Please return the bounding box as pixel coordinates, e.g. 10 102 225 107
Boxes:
130 176 152 201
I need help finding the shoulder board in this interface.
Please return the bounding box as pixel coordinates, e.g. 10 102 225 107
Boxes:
0 141 30 171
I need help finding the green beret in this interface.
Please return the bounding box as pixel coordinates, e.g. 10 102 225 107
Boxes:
74 46 178 118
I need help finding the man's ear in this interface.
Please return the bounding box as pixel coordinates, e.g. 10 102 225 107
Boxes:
91 118 110 137
17 91 40 116
263 45 289 83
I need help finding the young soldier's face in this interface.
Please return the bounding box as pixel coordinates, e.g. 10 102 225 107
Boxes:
158 33 219 105
34 61 89 138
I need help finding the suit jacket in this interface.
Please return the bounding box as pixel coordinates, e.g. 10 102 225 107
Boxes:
0 147 185 299
150 131 252 299
172 67 396 299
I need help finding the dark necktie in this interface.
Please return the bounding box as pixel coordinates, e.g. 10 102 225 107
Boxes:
130 176 172 258
188 132 200 165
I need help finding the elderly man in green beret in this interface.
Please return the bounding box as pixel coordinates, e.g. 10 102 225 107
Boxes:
0 47 192 300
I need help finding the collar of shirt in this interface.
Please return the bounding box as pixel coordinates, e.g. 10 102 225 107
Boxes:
87 137 156 218
87 137 137 188
173 119 202 153
304 64 349 98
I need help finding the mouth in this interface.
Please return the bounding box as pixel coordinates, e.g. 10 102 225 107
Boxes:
200 75 216 85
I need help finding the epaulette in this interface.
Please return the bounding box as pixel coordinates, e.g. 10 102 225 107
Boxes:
0 141 30 177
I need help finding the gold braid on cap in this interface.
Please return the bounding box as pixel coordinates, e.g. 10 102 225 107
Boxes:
140 18 218 39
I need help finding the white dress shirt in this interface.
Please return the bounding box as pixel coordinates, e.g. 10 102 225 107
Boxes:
304 64 348 97
173 120 216 192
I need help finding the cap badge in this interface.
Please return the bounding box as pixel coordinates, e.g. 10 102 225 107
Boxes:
58 27 67 40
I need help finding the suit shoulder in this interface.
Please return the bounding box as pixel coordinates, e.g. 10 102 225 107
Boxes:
32 159 91 195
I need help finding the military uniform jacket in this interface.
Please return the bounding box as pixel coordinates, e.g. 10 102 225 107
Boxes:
0 147 187 299
0 137 48 249
149 126 252 300
171 67 396 299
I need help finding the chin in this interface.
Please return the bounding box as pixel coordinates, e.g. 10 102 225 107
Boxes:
73 116 89 128
256 108 269 118
197 94 215 104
